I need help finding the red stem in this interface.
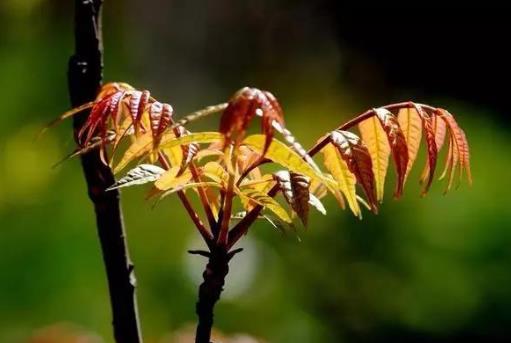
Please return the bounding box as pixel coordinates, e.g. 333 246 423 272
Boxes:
218 146 236 246
170 121 218 234
158 153 213 245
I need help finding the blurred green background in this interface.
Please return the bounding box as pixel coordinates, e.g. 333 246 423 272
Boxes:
1 2 510 342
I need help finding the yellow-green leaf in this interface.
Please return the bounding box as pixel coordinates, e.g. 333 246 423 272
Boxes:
241 174 275 193
238 188 292 223
157 182 222 201
397 107 422 182
154 166 193 191
358 116 390 202
161 145 183 168
242 134 333 190
202 161 229 184
114 131 223 174
321 143 361 217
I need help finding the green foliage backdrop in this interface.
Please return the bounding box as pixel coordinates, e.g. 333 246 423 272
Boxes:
0 1 509 342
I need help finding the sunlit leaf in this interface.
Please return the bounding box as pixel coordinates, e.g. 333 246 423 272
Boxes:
242 134 331 190
259 90 285 155
397 107 422 181
161 145 183 168
290 173 311 225
195 148 223 161
237 146 262 179
154 166 192 191
274 171 311 226
112 132 154 173
321 142 361 217
419 114 439 195
439 135 459 193
107 164 165 191
309 177 328 200
270 120 321 174
219 88 285 156
239 188 292 223
150 102 173 151
128 91 142 132
114 131 222 174
181 141 199 171
201 161 229 184
330 130 377 213
157 182 221 201
373 108 409 198
205 186 220 217
241 174 275 193
459 128 472 185
358 115 390 202
438 110 471 192
308 193 326 215
433 113 448 151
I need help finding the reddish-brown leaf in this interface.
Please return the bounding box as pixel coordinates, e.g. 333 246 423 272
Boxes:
237 146 262 179
433 112 447 151
78 95 112 145
440 136 459 193
219 87 259 147
134 90 150 135
159 103 173 136
108 90 126 130
261 90 285 155
419 113 438 195
459 128 472 185
273 171 311 226
45 84 125 137
150 101 163 139
129 91 142 124
437 109 471 192
149 101 165 154
290 172 311 226
173 126 200 171
219 87 285 156
330 130 378 212
419 110 448 191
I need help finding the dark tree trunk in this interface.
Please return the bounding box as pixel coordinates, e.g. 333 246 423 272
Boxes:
67 1 142 342
195 249 230 343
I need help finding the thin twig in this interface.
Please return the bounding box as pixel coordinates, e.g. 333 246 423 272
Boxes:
218 146 236 246
157 153 213 246
170 120 218 234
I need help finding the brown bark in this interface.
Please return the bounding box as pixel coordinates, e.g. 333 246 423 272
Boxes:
192 247 244 343
194 248 229 343
68 1 142 342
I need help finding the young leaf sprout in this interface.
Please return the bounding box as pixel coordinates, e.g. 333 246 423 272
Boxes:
49 83 472 343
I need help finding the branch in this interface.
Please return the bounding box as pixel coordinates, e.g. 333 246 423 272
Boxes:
193 247 241 343
227 101 437 248
68 1 142 342
307 102 437 156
